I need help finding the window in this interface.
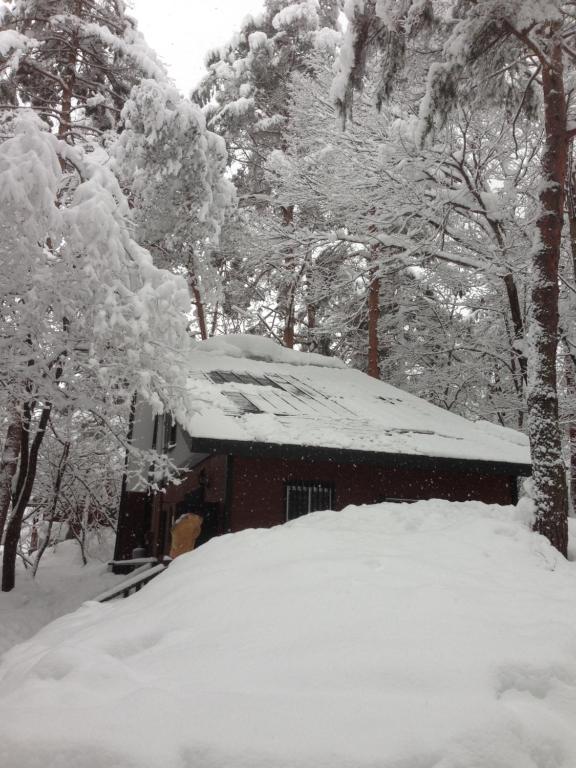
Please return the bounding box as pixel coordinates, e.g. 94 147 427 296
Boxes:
285 482 334 521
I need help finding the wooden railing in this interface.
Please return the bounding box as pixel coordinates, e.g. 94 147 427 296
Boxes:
94 559 170 603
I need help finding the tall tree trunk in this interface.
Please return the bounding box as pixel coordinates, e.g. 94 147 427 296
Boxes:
562 341 576 514
367 251 381 379
58 0 82 142
190 276 208 341
527 33 569 556
210 303 219 337
502 272 527 386
279 205 295 348
2 403 52 592
282 308 295 348
486 217 528 391
185 248 208 341
564 148 576 513
0 402 22 543
307 301 317 351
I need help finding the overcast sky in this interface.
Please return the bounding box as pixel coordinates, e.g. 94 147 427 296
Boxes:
132 0 265 95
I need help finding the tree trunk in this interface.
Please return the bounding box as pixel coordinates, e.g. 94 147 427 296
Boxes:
279 205 295 348
502 272 527 386
564 149 576 513
58 0 82 142
0 402 22 543
282 313 295 349
367 253 381 379
185 249 208 341
570 424 576 517
307 301 317 351
31 441 70 578
210 303 219 337
2 403 52 592
190 276 208 341
563 343 576 514
527 34 569 556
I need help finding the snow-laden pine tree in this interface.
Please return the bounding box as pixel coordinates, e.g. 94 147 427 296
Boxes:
194 0 340 347
113 79 235 340
0 0 163 139
333 0 574 555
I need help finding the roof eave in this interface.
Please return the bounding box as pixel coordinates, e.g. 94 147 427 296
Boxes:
187 437 532 477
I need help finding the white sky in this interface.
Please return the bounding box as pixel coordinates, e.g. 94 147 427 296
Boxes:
131 0 265 94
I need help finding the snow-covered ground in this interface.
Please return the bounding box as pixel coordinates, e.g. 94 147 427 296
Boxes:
0 533 122 659
0 501 575 768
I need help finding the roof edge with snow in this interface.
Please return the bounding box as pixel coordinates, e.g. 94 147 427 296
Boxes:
185 436 531 476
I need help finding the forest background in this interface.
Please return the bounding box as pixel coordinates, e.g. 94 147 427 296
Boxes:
1 0 575 591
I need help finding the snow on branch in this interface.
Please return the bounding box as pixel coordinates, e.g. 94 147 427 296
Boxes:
272 1 320 32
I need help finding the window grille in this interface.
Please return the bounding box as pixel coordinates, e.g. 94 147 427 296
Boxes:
285 482 334 521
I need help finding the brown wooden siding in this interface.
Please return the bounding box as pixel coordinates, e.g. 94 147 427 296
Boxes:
162 455 228 511
230 457 517 531
118 455 517 561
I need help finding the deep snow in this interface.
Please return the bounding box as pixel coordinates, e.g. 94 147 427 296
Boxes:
0 500 575 768
0 534 122 659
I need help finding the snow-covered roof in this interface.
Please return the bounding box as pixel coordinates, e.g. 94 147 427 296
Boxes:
176 335 530 470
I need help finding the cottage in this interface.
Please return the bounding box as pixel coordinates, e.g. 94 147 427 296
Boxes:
113 336 531 568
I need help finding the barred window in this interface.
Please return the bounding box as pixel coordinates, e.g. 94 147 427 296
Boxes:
285 482 334 521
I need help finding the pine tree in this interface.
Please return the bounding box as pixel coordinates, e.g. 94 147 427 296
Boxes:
113 79 234 340
194 0 340 347
0 0 163 140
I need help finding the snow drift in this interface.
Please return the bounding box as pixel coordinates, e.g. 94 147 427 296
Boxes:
0 500 575 768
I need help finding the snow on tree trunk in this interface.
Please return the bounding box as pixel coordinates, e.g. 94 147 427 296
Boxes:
527 31 568 556
564 151 576 514
563 349 576 514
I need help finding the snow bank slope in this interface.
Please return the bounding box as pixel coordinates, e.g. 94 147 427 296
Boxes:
0 535 121 659
0 501 575 768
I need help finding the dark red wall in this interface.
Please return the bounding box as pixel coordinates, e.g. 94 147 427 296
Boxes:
118 454 518 561
230 456 517 531
157 455 229 551
116 457 228 563
163 455 227 509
